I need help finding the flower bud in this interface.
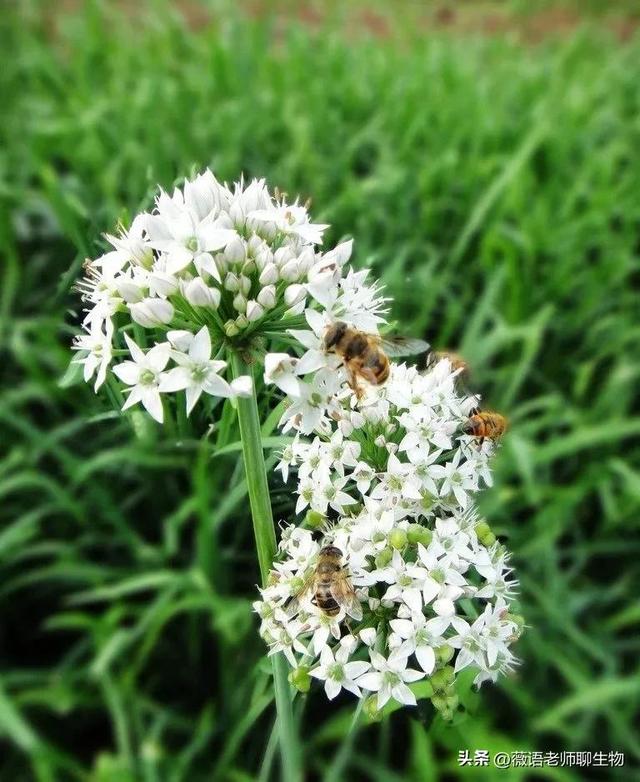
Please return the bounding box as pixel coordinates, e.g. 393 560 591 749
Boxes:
363 695 383 723
239 275 252 296
224 272 240 292
280 259 300 282
289 666 311 694
224 236 246 265
257 285 276 309
241 258 256 276
297 246 315 274
224 320 239 337
388 528 407 550
430 666 455 693
304 510 326 529
129 298 174 328
116 279 145 303
284 284 306 307
246 300 265 322
259 263 279 286
407 523 432 547
184 277 221 308
435 645 454 665
255 246 273 272
148 272 179 297
229 200 245 227
375 547 393 569
274 247 294 268
233 293 247 313
235 314 248 329
475 520 496 546
247 234 263 257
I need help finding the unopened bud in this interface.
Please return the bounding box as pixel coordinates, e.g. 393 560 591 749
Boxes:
430 666 455 692
363 695 383 722
407 523 432 547
129 298 173 328
388 529 408 550
224 272 240 292
233 293 247 313
239 275 252 296
224 236 246 264
246 300 265 322
259 263 279 286
289 666 311 694
235 314 248 329
475 520 496 546
224 320 239 337
257 285 276 309
280 259 300 282
435 644 454 665
304 510 326 529
375 547 393 569
284 284 306 307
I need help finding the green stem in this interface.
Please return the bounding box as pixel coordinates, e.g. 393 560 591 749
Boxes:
230 353 302 782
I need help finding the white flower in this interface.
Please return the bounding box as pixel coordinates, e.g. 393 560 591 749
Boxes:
250 203 329 245
389 613 445 674
72 319 113 391
159 326 245 414
310 642 371 700
112 335 171 423
357 651 424 709
430 450 478 508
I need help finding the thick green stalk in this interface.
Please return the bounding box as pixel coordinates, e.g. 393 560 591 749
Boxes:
231 353 301 782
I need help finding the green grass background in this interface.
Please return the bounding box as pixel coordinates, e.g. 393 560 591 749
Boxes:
1 1 639 779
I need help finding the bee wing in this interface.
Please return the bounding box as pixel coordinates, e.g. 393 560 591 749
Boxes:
330 572 363 621
380 335 430 359
284 572 316 618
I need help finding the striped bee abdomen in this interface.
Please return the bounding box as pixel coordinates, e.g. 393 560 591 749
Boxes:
315 582 339 616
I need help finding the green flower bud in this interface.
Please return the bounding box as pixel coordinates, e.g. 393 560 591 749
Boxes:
430 665 455 692
407 523 433 546
388 528 408 550
305 510 326 529
475 520 496 546
224 320 239 337
375 547 393 569
289 666 311 693
363 695 383 722
435 644 454 665
445 693 459 711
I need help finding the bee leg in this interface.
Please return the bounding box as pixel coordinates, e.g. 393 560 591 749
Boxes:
346 369 364 400
310 596 318 606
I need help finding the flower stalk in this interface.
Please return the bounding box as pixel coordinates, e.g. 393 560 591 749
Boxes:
231 353 301 782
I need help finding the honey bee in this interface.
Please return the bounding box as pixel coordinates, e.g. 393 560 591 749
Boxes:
462 411 509 442
286 545 363 620
426 350 469 377
324 321 429 397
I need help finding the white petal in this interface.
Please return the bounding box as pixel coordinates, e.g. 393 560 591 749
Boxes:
325 678 342 700
146 342 171 372
186 384 203 415
159 366 191 392
355 672 382 692
391 683 417 706
415 646 436 674
190 326 211 362
112 361 139 386
140 388 163 423
202 374 234 399
123 333 145 364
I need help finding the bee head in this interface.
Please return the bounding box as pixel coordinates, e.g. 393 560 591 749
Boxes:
323 321 347 350
319 545 342 559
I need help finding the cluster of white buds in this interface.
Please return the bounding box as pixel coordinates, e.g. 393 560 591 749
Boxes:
73 170 334 421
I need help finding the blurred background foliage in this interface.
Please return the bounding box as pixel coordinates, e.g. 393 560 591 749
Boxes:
1 0 640 779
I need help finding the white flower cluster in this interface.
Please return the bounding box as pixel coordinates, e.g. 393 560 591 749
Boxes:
74 170 337 421
256 250 522 713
